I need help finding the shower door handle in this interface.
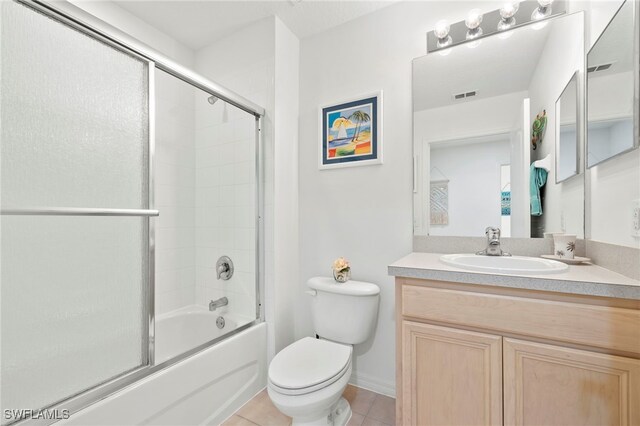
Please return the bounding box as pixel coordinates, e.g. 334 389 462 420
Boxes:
0 207 160 216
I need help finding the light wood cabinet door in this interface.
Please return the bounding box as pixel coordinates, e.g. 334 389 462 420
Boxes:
402 321 503 426
504 338 640 426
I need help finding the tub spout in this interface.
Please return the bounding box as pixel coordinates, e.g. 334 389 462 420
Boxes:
209 297 228 311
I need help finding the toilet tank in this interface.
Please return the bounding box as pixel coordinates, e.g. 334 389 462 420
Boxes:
307 277 380 345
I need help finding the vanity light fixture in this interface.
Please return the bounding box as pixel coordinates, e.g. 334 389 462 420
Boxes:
465 9 483 40
498 2 520 31
426 0 565 53
532 0 554 20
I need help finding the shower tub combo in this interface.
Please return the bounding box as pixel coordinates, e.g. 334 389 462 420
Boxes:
0 0 266 424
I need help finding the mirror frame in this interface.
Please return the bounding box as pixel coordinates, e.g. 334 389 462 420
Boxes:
586 0 640 169
555 71 581 184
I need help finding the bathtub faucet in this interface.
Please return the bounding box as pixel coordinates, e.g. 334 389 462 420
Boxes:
209 297 228 311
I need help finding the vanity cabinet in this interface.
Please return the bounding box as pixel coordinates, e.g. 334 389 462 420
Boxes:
401 321 503 425
395 278 640 426
503 338 640 425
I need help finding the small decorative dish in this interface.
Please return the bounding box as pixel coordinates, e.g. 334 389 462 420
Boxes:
540 254 591 265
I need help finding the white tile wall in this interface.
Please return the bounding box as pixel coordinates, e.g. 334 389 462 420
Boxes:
154 70 197 315
193 90 257 321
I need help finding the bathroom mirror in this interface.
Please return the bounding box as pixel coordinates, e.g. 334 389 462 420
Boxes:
585 0 640 249
413 12 585 239
586 0 639 168
556 72 579 183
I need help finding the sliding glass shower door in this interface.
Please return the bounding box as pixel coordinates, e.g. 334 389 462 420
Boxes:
1 0 152 420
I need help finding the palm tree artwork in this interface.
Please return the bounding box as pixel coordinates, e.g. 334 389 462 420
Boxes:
321 93 380 168
329 108 372 157
348 110 371 144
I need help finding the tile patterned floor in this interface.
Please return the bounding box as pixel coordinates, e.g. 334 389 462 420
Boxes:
222 385 395 426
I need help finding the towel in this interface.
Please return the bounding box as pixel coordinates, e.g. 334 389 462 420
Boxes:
530 163 548 216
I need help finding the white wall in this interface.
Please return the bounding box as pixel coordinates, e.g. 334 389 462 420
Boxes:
570 0 626 48
588 119 634 165
510 98 531 238
298 0 500 396
527 12 585 238
413 91 526 236
589 149 640 247
579 0 640 249
414 91 525 144
273 17 300 354
429 139 511 236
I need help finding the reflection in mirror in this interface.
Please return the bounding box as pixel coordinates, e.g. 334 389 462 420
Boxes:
587 0 638 167
413 12 585 239
556 72 579 183
428 135 512 236
586 0 640 249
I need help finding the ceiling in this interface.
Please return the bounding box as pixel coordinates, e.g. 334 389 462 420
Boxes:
112 0 398 50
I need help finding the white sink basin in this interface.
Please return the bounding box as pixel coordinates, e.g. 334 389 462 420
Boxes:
440 253 568 275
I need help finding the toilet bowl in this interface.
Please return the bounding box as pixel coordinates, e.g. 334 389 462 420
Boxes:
268 337 352 425
267 277 380 426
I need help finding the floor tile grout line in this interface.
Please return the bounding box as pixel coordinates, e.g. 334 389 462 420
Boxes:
361 391 378 417
236 414 261 426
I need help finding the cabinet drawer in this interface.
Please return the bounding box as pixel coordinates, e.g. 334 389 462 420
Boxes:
401 283 640 354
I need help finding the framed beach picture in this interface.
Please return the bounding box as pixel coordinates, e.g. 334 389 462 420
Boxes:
319 91 383 169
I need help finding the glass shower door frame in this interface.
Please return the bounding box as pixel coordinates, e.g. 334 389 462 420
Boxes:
3 0 265 424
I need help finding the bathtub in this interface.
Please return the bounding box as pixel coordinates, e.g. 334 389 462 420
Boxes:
155 305 250 364
60 307 267 425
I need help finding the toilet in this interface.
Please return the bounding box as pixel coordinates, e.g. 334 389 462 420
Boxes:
267 277 380 426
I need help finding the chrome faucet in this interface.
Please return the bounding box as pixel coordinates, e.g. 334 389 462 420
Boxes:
216 256 234 280
476 227 511 256
209 297 228 311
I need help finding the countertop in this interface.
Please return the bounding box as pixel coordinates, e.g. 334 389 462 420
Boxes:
388 252 640 300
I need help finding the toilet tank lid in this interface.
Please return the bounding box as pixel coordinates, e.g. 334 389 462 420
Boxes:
307 277 380 296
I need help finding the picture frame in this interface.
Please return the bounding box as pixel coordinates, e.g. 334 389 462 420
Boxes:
319 91 383 169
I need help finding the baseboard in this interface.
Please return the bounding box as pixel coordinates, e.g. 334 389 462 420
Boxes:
349 371 396 398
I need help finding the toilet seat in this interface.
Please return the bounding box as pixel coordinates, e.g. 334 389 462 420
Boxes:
268 337 352 396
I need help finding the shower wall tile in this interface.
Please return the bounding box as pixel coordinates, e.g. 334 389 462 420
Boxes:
193 19 274 330
193 98 259 321
154 72 197 316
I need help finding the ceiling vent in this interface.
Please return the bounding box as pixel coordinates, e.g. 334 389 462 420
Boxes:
587 63 613 73
453 91 477 100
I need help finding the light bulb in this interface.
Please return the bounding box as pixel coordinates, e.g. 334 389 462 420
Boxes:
500 2 520 19
434 20 450 39
465 9 483 30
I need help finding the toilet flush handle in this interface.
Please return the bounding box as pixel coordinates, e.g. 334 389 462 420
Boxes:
305 289 317 297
